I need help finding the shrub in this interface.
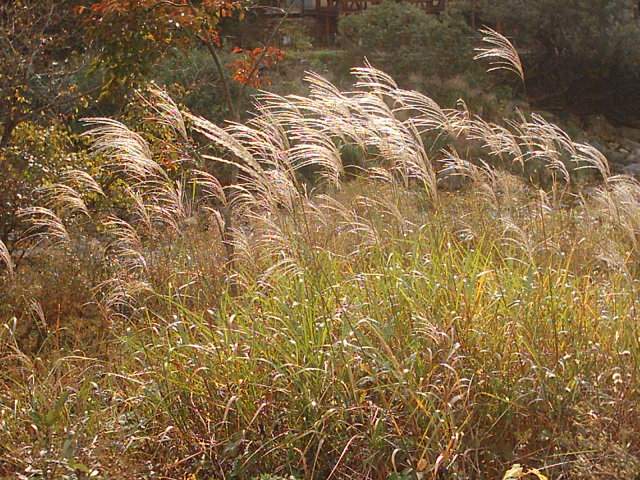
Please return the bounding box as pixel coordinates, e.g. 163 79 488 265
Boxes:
339 1 477 80
0 122 95 255
461 0 640 118
337 1 508 112
340 2 484 81
4 67 640 478
151 48 237 122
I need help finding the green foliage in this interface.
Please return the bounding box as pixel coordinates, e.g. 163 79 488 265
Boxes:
150 47 254 121
82 0 244 95
464 0 640 115
279 20 314 50
123 195 638 476
337 1 509 113
0 122 95 249
5 182 640 477
3 51 640 479
0 0 91 147
253 475 301 480
155 48 225 118
339 1 479 82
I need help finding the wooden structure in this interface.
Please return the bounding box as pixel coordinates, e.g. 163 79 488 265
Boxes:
264 0 448 43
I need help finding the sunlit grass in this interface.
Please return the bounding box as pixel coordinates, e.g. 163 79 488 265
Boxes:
2 65 640 478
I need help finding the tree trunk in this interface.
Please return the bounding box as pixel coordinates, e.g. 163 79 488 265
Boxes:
0 119 16 148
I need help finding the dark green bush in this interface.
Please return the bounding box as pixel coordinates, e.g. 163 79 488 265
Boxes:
338 1 480 83
0 122 95 252
459 0 640 119
337 1 515 114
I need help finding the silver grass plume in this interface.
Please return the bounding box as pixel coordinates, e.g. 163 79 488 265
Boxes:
38 183 90 218
103 216 148 275
474 27 525 83
17 207 70 248
0 239 13 277
59 169 105 197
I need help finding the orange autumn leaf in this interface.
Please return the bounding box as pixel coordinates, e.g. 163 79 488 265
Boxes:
229 46 285 88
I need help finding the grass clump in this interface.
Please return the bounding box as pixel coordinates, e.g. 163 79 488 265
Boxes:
1 64 640 478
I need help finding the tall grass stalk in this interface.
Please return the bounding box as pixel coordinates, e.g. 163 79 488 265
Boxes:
2 65 640 478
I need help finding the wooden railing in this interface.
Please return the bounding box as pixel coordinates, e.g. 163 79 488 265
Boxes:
261 0 448 43
333 0 447 14
261 0 447 16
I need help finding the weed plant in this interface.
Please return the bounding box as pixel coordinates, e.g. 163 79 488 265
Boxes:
1 46 639 478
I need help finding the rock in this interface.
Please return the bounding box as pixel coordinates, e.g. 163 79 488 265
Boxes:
620 138 640 152
607 149 634 166
585 115 619 141
619 126 640 143
623 163 640 177
591 140 634 167
627 149 640 165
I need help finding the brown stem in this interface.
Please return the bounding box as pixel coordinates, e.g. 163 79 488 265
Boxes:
201 34 239 121
186 0 238 120
0 119 16 149
238 5 291 100
182 1 241 293
185 1 291 296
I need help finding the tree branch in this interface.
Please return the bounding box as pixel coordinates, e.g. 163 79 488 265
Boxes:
185 0 238 120
239 4 291 99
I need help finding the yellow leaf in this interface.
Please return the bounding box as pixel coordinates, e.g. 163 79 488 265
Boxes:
503 464 524 480
527 468 548 480
502 464 549 480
